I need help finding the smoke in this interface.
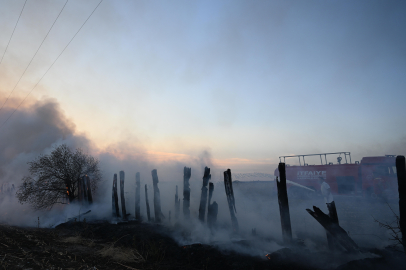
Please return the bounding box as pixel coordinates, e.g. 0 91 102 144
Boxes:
0 95 401 269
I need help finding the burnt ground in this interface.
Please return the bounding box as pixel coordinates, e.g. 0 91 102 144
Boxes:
0 220 405 270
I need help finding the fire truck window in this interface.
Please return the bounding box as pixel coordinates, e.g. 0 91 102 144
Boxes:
373 166 389 177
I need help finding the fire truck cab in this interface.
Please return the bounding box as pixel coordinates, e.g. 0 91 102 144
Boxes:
274 152 397 198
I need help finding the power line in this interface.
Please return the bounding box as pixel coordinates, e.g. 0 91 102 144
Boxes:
0 0 103 130
0 0 27 66
0 0 69 114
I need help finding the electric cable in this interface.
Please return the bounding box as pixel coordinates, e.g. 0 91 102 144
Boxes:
0 0 103 130
0 0 69 113
0 0 27 66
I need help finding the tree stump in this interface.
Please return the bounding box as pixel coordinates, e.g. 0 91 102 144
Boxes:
306 206 359 252
183 167 191 219
277 163 292 244
145 184 151 222
175 185 180 220
396 155 406 252
207 182 218 229
135 172 141 220
224 169 238 233
199 167 211 222
112 174 120 218
151 169 162 223
120 171 127 220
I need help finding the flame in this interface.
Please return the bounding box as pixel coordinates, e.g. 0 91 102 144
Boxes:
265 254 271 260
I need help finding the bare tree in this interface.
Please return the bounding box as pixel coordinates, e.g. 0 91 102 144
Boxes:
16 144 101 210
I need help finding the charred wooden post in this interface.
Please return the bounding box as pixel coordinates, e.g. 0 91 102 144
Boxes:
151 169 162 223
207 182 218 229
199 167 211 222
78 177 84 202
183 167 192 219
326 201 339 251
396 155 406 252
277 163 292 244
224 169 238 233
145 184 151 222
120 171 127 220
175 185 180 220
85 176 93 204
307 206 359 252
82 175 89 203
112 174 120 217
135 172 141 220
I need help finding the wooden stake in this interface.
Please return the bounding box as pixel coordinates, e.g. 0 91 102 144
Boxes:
396 155 406 252
183 167 191 219
120 171 127 220
151 169 162 223
85 176 93 204
145 184 151 222
207 182 218 229
175 185 180 220
199 167 211 222
277 163 292 244
113 174 120 217
135 172 141 220
224 169 238 233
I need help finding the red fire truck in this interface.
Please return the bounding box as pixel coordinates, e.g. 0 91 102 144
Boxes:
273 152 398 198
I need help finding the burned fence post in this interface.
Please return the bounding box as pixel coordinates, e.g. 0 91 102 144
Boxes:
175 185 180 220
82 175 89 203
199 167 211 222
326 201 340 251
135 172 141 220
183 167 192 220
152 169 162 223
306 206 359 252
224 169 238 233
85 176 93 204
112 174 120 218
207 182 218 229
120 171 127 220
145 184 151 222
396 155 406 252
277 163 292 245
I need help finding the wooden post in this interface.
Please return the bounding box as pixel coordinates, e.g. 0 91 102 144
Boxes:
396 155 406 252
85 176 93 204
277 163 292 244
207 182 218 229
199 167 211 222
120 171 127 220
151 169 162 223
135 172 141 220
224 169 238 233
175 185 180 220
82 175 88 203
78 177 83 202
183 167 191 219
113 174 120 217
326 201 339 250
307 206 359 252
145 184 151 222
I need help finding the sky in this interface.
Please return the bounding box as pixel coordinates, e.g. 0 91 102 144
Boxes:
0 0 405 174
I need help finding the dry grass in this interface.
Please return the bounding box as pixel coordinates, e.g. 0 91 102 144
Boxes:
98 243 145 263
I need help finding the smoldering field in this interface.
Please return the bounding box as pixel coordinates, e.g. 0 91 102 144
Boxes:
0 97 404 269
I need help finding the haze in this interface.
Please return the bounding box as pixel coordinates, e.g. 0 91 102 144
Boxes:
0 0 405 174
